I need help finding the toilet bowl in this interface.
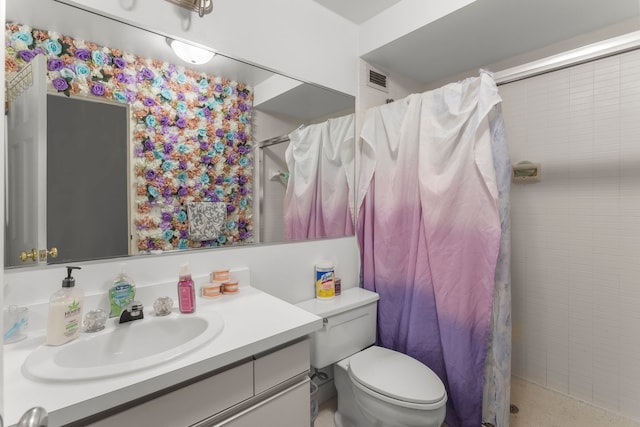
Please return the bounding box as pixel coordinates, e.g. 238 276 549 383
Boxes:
296 287 447 427
344 346 446 427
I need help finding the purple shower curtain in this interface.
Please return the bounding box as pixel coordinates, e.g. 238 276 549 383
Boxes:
357 74 502 427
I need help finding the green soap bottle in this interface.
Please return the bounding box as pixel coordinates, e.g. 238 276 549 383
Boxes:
109 264 136 318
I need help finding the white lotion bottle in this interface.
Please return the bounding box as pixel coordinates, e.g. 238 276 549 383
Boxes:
46 266 84 346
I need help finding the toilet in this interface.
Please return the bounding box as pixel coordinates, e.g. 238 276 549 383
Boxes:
296 287 447 427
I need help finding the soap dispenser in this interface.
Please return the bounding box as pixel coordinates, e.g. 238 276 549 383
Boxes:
109 263 136 318
46 266 84 346
177 263 196 313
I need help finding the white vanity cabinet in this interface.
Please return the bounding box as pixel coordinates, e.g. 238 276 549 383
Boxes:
87 340 310 427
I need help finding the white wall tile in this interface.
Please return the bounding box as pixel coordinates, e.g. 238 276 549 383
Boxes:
503 47 640 422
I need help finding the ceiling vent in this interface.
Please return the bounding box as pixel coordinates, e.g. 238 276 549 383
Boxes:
366 65 389 93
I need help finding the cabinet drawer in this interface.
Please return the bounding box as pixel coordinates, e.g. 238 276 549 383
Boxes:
214 377 310 427
254 339 309 395
89 360 254 427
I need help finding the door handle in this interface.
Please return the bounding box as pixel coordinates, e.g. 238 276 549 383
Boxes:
19 249 37 263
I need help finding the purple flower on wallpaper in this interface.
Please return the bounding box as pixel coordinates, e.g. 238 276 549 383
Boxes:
47 58 64 71
145 169 157 180
143 139 155 151
162 187 173 198
239 102 248 112
52 77 69 91
203 108 211 118
215 129 225 138
215 84 223 92
177 93 185 101
134 145 143 158
237 144 248 154
18 50 36 62
198 95 207 101
237 220 247 228
125 89 137 103
201 155 211 164
160 116 170 126
140 67 154 80
143 97 156 107
226 204 235 213
229 107 237 115
226 139 234 147
179 230 189 239
176 117 187 128
215 176 224 185
161 212 173 222
238 175 248 185
239 187 248 196
113 57 127 69
239 231 247 240
178 187 188 197
163 143 173 154
116 73 128 83
74 48 90 61
91 82 105 96
179 160 188 170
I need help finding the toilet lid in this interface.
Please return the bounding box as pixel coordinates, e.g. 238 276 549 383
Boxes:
348 346 446 404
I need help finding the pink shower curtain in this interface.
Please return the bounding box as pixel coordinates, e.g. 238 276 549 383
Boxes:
284 114 355 240
357 74 503 427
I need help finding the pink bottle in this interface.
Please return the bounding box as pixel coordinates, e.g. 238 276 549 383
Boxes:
178 263 196 313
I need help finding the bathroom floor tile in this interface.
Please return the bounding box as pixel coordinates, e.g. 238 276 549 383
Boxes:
314 377 640 427
510 376 640 427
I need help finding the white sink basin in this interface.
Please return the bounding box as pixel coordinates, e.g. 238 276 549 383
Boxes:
23 312 224 382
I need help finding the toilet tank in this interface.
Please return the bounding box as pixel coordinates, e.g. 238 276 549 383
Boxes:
296 287 379 368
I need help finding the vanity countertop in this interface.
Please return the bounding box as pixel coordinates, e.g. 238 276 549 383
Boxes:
4 285 322 426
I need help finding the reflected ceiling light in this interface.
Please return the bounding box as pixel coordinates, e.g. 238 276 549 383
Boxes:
168 39 216 65
165 0 213 17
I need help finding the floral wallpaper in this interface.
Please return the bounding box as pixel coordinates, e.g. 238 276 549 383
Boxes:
5 23 254 252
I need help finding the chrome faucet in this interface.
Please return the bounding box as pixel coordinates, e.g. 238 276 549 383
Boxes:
119 301 144 324
17 407 48 427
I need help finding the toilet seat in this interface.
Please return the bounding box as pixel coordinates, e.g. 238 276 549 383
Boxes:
348 346 446 409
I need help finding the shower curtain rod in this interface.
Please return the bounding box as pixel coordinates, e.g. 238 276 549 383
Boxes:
493 30 640 85
256 135 290 149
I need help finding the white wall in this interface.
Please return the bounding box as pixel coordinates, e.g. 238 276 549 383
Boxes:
60 0 359 96
358 0 477 56
5 237 360 308
501 48 640 421
421 17 640 92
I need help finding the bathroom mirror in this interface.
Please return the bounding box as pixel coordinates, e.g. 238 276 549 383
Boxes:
5 0 356 268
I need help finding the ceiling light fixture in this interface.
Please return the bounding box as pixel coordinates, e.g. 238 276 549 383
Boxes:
168 39 216 65
165 0 213 17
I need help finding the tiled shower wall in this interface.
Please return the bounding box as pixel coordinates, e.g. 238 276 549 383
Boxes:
501 49 640 420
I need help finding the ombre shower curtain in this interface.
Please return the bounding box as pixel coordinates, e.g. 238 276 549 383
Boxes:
357 72 511 427
284 113 355 240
